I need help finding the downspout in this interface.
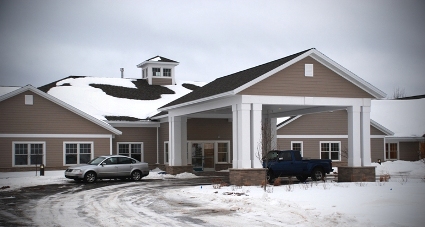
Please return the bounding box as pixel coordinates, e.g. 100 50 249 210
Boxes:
110 135 113 155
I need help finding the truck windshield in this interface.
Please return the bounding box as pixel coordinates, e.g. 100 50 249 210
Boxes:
266 151 278 160
87 157 106 165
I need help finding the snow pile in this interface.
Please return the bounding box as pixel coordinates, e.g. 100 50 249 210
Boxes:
374 160 425 177
0 170 68 191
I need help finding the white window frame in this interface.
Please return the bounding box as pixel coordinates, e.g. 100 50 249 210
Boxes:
385 142 399 160
163 68 172 77
291 141 303 156
319 141 341 161
12 141 46 167
63 142 94 166
164 141 169 164
117 142 144 162
216 141 230 163
152 67 161 76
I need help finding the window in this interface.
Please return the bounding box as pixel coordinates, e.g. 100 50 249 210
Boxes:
64 142 93 165
163 68 171 77
118 143 143 161
385 143 398 160
152 68 161 76
13 142 45 166
305 64 313 77
217 142 229 163
25 95 33 105
320 142 340 161
291 141 303 156
164 141 169 164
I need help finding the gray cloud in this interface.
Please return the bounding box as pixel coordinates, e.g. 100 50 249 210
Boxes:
1 0 424 96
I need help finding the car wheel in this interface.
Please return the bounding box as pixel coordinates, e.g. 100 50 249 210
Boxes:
84 171 97 183
296 175 308 182
266 169 275 184
311 168 325 181
131 170 142 181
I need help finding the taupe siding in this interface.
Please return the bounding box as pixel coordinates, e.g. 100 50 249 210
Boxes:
187 118 232 141
399 142 420 161
371 138 384 162
152 78 172 85
278 111 386 136
0 137 110 170
0 91 111 134
239 57 374 98
277 138 349 162
113 127 157 163
278 110 348 135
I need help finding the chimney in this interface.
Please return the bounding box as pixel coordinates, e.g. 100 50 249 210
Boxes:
120 68 124 78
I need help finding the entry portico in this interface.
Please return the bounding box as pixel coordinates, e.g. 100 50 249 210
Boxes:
158 48 386 184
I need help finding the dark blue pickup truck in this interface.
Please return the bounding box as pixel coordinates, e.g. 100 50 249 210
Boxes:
263 150 333 183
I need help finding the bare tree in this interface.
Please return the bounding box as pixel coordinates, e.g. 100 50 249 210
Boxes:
391 87 406 99
255 116 275 191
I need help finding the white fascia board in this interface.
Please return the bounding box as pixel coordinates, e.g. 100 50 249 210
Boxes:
158 91 234 112
385 136 425 142
370 119 394 136
268 106 348 119
309 50 386 99
0 85 122 135
107 121 160 128
277 135 348 139
186 113 232 119
137 61 179 68
234 50 315 94
276 116 302 130
151 114 169 120
0 134 113 138
167 95 241 117
242 95 365 106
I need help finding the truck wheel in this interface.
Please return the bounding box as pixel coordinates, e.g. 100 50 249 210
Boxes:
311 168 324 181
296 175 308 182
267 169 275 184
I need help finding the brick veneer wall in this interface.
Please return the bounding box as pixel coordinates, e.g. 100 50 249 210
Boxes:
165 165 193 175
229 168 266 186
338 166 376 182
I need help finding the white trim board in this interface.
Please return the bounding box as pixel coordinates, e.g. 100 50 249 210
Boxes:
278 135 386 139
0 134 113 138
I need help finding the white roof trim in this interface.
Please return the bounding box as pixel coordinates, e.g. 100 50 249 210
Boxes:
370 119 394 136
137 61 179 68
158 91 234 112
276 115 302 130
107 121 160 128
234 49 386 99
0 85 122 135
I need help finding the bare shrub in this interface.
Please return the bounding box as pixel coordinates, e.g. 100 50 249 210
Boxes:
285 176 294 192
380 174 391 182
354 174 367 187
322 182 331 190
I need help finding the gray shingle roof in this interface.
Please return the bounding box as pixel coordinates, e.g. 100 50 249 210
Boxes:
160 48 313 109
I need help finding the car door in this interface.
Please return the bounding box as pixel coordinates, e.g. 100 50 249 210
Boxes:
97 157 118 178
116 157 133 177
275 151 294 176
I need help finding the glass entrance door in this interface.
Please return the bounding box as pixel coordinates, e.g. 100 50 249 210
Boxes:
191 142 215 171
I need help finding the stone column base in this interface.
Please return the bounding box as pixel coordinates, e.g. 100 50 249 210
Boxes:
229 168 266 186
338 166 376 182
165 165 193 175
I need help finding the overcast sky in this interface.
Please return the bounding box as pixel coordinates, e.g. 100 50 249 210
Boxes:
1 0 424 97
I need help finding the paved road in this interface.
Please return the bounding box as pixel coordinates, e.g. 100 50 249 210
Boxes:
0 176 228 227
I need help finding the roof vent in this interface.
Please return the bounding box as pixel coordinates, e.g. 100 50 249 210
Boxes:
120 68 124 78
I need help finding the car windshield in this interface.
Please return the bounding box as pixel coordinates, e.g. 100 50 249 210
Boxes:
87 157 106 165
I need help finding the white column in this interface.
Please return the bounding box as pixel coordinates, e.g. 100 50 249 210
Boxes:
361 106 371 166
181 116 188 165
237 103 252 168
232 104 238 169
251 103 262 168
169 116 182 166
347 106 361 167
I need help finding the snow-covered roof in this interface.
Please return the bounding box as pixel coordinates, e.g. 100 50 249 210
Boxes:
43 77 205 121
371 98 425 138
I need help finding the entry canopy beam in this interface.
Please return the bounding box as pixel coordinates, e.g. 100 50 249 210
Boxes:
265 106 347 119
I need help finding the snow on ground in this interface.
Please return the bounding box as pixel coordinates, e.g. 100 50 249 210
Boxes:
1 160 425 226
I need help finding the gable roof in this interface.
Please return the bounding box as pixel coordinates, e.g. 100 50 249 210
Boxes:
0 85 122 135
159 48 386 111
137 56 179 68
